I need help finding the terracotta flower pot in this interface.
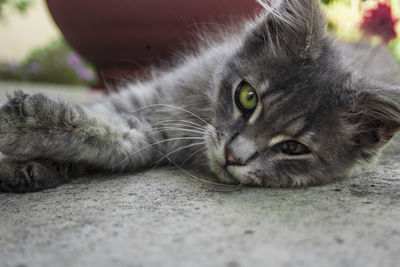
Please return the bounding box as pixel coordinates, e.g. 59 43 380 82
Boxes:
46 0 261 89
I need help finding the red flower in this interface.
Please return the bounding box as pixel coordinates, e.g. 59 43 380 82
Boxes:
360 2 399 44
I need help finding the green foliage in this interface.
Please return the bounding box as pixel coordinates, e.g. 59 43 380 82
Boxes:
0 40 98 86
0 0 33 16
391 38 400 64
327 21 337 32
321 0 335 5
14 0 30 12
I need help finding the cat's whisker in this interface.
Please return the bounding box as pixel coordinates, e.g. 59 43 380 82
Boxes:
112 136 205 169
130 104 210 126
151 119 209 130
153 123 206 133
192 149 209 165
152 122 207 132
150 141 206 170
151 127 205 135
141 123 208 135
153 123 208 132
166 158 242 191
180 147 207 167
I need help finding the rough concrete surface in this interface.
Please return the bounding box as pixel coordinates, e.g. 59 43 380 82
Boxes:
0 82 400 267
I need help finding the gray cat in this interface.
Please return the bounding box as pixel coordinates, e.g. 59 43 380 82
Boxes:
1 0 400 192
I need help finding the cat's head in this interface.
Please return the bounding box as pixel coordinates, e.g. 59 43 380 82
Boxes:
205 0 400 187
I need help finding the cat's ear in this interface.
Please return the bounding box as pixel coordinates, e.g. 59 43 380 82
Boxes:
250 0 327 57
343 88 400 154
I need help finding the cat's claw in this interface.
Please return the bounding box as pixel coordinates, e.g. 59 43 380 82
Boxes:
0 158 71 193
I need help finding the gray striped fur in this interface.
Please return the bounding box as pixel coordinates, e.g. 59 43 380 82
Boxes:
1 0 400 192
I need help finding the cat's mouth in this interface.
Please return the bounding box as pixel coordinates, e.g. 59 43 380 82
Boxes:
205 126 255 185
210 156 262 186
209 158 240 185
205 135 238 184
209 152 252 185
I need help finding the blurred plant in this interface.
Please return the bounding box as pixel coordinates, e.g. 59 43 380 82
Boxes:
67 52 95 81
0 39 98 86
0 0 34 17
360 2 399 44
391 38 400 65
320 0 400 62
321 0 335 5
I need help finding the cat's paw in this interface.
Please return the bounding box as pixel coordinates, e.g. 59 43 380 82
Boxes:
0 158 71 193
0 90 55 127
0 91 46 156
0 91 80 158
0 90 28 128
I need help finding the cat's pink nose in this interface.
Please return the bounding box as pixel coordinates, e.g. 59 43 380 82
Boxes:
226 154 239 165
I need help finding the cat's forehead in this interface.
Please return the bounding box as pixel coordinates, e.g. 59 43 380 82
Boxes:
225 52 347 101
225 53 349 134
258 90 337 134
216 38 352 133
262 62 346 120
253 51 340 82
227 39 345 86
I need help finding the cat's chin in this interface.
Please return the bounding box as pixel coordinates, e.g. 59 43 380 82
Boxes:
208 156 265 186
209 159 239 185
205 130 261 186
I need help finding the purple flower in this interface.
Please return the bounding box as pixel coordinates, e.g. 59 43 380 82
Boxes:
26 62 39 73
6 61 18 72
67 52 95 81
67 52 83 68
76 65 95 81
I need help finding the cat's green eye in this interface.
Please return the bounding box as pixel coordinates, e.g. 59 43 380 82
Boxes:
235 82 258 113
279 141 310 156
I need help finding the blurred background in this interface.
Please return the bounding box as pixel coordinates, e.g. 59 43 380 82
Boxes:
0 0 399 90
0 0 97 88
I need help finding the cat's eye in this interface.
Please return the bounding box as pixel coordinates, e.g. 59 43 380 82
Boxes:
278 140 310 156
235 81 258 113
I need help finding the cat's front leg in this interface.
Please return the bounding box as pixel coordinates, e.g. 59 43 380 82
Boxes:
0 91 156 171
0 156 84 192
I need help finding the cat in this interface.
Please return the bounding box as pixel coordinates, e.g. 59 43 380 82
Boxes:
1 0 400 192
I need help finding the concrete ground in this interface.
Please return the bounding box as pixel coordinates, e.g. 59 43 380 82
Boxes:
0 81 399 267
